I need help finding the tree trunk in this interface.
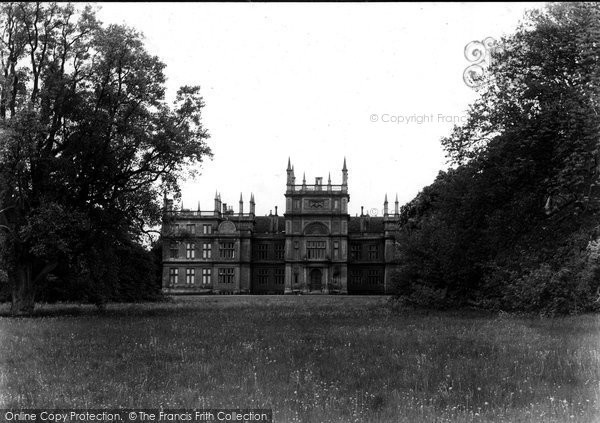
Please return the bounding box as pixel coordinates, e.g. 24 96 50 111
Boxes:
10 261 35 316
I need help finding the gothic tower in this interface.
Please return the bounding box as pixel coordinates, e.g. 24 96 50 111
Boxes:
283 158 350 294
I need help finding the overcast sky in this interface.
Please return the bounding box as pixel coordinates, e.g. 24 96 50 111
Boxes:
97 2 545 216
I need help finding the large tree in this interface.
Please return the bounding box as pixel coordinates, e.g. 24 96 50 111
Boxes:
0 2 211 314
396 2 600 314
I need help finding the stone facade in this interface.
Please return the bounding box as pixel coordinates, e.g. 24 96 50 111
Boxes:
161 159 400 294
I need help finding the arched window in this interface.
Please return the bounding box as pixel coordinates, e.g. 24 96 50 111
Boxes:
303 222 329 235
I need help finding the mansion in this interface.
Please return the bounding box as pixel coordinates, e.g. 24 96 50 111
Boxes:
161 159 401 294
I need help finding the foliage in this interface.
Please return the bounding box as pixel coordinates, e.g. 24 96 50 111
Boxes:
0 3 210 313
31 240 162 304
395 2 600 314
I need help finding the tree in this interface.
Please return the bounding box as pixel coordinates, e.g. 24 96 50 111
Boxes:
0 2 211 314
396 2 600 313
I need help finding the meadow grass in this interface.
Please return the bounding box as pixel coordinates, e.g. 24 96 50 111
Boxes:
0 296 599 422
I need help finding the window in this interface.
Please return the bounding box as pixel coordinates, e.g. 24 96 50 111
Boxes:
170 242 178 259
333 241 339 259
367 269 381 285
334 200 339 210
186 268 195 285
220 242 235 259
294 200 300 210
257 269 269 285
306 241 326 259
256 244 269 260
202 242 212 259
332 220 340 233
275 243 285 260
368 244 379 260
275 268 285 285
202 268 211 285
350 269 361 285
218 268 234 284
172 224 180 234
350 244 361 260
294 241 299 249
203 224 212 234
186 243 195 259
186 224 196 234
169 268 178 286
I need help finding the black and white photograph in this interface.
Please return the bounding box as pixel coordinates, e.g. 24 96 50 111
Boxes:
0 2 599 422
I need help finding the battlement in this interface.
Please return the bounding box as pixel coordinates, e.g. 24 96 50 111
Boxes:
287 184 348 193
166 210 255 218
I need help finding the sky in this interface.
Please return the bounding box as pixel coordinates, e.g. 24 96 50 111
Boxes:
96 2 545 216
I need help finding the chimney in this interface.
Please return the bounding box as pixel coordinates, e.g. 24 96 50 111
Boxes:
269 207 279 232
360 206 366 232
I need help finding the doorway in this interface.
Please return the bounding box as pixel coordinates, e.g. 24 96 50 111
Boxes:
309 268 322 292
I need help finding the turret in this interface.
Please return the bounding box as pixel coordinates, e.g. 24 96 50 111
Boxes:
395 193 399 216
250 193 256 216
286 158 295 188
342 157 348 186
163 191 173 211
239 193 244 215
384 194 389 217
214 191 220 214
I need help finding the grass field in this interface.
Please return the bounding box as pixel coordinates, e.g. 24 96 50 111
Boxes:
0 296 599 422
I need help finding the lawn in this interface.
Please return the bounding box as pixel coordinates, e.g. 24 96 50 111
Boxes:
0 296 599 422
